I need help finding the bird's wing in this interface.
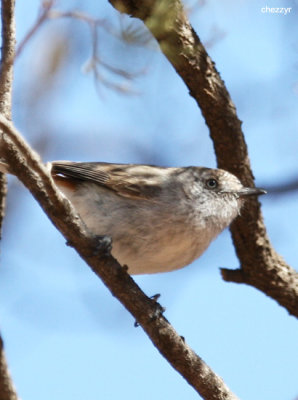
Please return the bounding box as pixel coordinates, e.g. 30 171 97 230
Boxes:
51 161 165 200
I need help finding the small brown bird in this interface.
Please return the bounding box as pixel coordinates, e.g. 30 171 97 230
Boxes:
0 160 266 274
49 161 265 274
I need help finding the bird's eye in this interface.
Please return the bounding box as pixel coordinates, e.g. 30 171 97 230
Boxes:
206 178 218 189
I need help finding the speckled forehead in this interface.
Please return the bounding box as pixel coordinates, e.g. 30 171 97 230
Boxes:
216 169 243 188
189 167 222 181
172 167 214 182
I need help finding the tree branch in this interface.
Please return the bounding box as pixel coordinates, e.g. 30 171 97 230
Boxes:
0 115 239 400
14 0 55 59
262 179 298 195
0 0 15 232
0 0 15 118
1 1 237 398
0 337 18 400
0 0 19 399
1 0 296 398
108 0 298 318
0 0 241 387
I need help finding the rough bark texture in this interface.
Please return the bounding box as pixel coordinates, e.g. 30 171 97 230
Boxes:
0 1 296 400
0 0 15 117
0 116 239 400
0 337 18 400
108 0 298 317
0 0 14 233
0 1 19 399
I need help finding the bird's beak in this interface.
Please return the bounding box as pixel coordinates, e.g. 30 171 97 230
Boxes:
237 187 267 197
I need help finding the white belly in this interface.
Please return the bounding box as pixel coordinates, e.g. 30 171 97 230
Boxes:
58 183 224 275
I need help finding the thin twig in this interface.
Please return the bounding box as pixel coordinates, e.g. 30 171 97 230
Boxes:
15 0 55 59
17 4 142 93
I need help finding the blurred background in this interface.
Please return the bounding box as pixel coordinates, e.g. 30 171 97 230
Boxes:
0 0 297 399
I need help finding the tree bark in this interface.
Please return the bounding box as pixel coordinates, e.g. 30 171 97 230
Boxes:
0 0 19 399
108 0 298 317
0 337 18 400
0 1 296 400
0 115 239 400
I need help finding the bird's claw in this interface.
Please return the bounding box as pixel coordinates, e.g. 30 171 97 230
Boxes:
66 234 112 257
134 296 166 328
90 235 112 256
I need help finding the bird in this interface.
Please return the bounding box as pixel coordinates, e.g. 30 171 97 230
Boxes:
45 161 266 274
0 159 266 274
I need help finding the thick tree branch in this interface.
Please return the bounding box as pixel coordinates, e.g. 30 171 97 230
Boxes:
0 1 19 399
0 1 239 398
0 0 15 118
0 0 15 231
0 337 18 400
0 116 239 400
108 0 298 317
0 0 295 398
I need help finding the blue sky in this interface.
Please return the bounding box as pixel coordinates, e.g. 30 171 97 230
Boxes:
0 0 297 399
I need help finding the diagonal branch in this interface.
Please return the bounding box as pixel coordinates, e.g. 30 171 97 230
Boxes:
14 0 55 59
0 114 239 400
108 0 298 318
0 0 238 397
0 337 18 400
